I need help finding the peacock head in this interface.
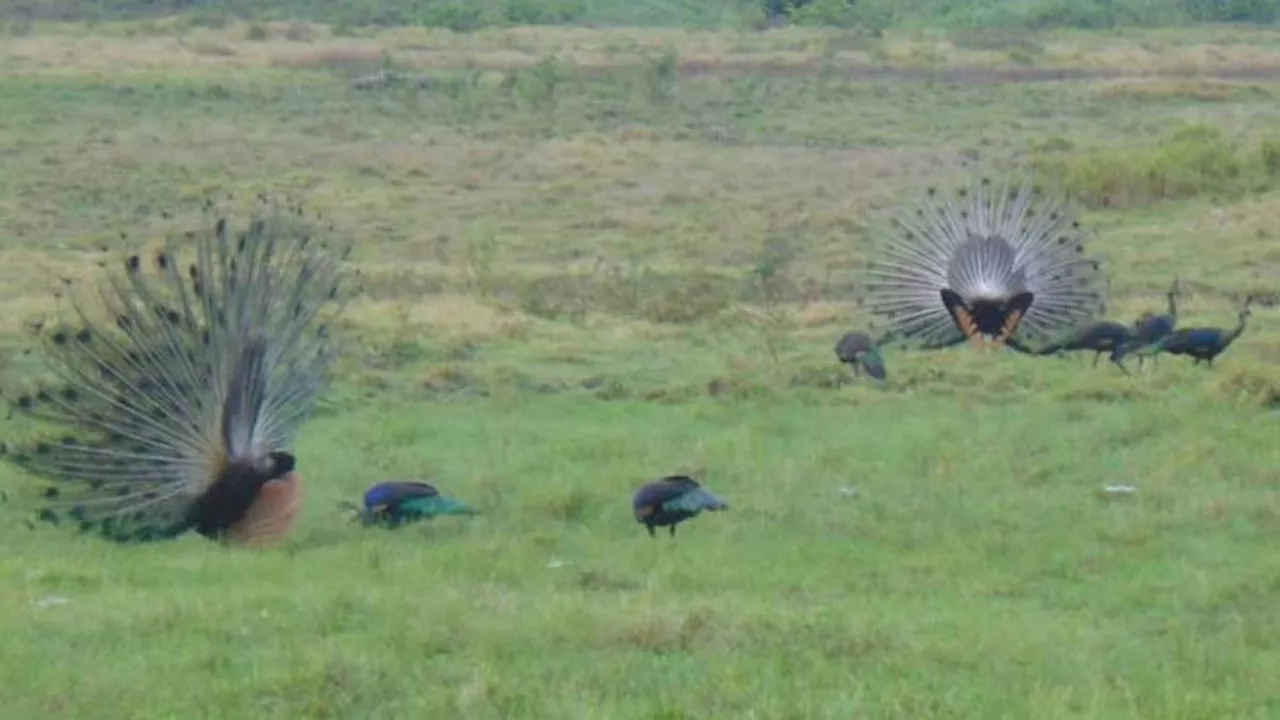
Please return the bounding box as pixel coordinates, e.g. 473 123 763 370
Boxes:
265 451 296 479
337 500 373 525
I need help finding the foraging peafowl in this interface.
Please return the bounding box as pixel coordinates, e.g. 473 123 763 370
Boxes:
342 480 477 528
0 197 354 547
1135 299 1252 368
834 330 886 381
1011 319 1137 373
632 475 728 538
1111 278 1181 371
860 174 1107 350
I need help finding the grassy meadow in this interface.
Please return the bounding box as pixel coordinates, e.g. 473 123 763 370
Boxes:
2 18 1280 719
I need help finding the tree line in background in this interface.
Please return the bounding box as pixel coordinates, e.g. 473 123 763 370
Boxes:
2 0 1278 32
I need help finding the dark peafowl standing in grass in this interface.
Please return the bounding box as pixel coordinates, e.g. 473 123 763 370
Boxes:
1111 279 1181 372
1009 319 1138 373
1135 298 1253 368
0 197 354 547
341 480 477 528
632 475 728 538
860 174 1108 351
834 330 886 381
1008 312 1202 377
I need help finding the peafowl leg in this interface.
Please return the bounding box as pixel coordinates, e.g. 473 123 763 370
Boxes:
646 524 656 538
1092 352 1102 368
669 524 677 537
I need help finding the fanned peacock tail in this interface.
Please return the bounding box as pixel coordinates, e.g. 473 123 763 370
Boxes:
860 172 1108 349
1 196 356 545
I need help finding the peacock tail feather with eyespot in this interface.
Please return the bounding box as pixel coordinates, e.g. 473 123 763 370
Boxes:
0 196 355 547
859 173 1108 350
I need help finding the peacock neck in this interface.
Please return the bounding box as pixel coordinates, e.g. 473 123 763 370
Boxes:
1224 313 1248 345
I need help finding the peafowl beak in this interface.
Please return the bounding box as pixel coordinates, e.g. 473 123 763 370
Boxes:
337 500 369 524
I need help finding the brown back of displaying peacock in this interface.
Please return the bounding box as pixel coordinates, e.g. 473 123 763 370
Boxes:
1 196 356 547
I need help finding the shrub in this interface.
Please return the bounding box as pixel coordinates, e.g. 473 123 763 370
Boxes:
1033 123 1277 209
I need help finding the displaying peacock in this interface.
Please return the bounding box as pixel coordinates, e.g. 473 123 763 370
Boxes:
632 475 728 538
834 330 886 381
1135 298 1252 368
0 197 354 547
860 173 1108 350
341 480 477 528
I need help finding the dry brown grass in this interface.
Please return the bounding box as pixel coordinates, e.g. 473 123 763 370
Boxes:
8 23 1280 79
1093 77 1274 102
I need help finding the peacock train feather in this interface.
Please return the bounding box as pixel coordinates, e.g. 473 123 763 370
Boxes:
860 173 1108 349
0 196 356 547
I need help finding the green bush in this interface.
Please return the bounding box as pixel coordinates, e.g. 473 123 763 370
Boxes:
1034 123 1279 209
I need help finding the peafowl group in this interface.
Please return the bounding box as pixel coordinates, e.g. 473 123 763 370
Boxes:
0 166 1266 551
837 172 1259 384
1133 298 1252 367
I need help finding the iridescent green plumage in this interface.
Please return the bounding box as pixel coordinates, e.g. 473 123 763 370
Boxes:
834 330 886 382
1109 279 1182 370
342 480 477 528
632 475 728 538
1133 299 1252 367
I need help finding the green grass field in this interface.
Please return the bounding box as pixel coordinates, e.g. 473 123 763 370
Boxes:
2 19 1280 719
